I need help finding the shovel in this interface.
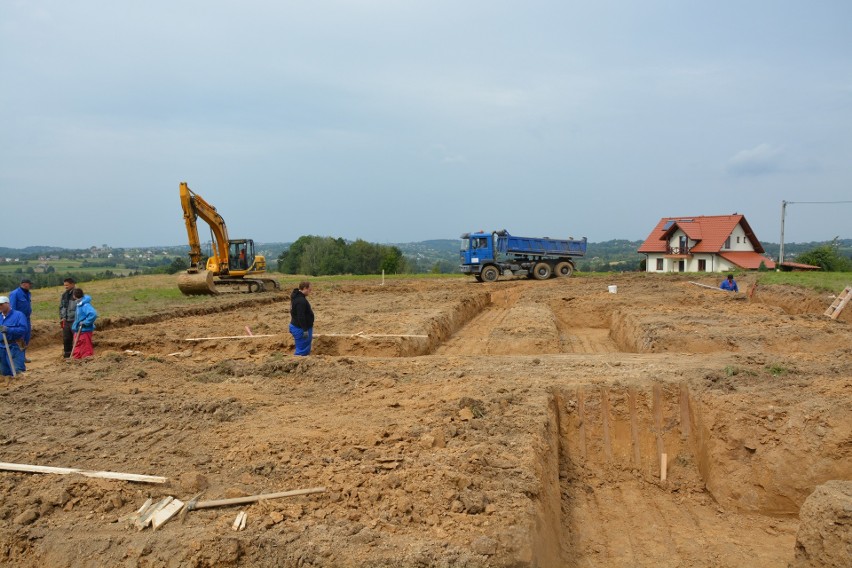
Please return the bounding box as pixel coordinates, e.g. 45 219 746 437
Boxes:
2 332 16 378
70 325 83 359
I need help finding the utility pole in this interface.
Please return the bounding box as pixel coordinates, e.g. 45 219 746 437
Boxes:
779 200 787 268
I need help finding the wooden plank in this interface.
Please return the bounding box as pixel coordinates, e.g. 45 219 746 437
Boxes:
314 333 429 338
192 487 326 510
184 334 276 341
152 498 184 530
688 281 726 292
0 461 167 484
136 497 172 530
120 497 153 523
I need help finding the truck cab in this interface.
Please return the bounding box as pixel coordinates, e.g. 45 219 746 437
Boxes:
460 232 497 279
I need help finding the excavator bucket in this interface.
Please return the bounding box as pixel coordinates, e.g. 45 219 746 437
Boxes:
177 271 218 295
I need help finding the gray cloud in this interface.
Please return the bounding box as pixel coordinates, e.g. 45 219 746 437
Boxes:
726 144 785 177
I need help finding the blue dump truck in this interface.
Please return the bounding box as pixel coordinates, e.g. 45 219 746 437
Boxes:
460 229 587 282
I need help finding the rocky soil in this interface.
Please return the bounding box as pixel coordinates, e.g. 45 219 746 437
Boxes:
1 273 850 567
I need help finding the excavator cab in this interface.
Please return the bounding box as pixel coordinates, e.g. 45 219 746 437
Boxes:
228 239 254 272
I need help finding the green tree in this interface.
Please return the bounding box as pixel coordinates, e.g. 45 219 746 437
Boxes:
796 241 851 271
379 246 407 274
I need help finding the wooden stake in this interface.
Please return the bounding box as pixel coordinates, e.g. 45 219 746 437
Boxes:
661 453 668 482
232 511 243 531
0 461 167 484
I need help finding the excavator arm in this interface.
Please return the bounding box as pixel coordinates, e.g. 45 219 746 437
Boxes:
180 181 230 274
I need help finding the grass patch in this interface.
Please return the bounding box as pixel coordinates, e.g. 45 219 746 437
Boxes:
754 271 852 293
723 365 758 378
765 363 789 377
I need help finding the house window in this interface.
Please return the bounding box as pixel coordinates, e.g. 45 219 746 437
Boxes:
736 236 740 244
698 259 706 271
724 237 731 249
656 258 664 271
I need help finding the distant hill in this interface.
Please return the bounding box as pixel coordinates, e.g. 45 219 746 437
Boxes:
0 245 68 257
1 238 848 274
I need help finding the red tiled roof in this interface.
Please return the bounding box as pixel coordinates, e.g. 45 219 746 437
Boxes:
718 251 776 270
637 214 766 254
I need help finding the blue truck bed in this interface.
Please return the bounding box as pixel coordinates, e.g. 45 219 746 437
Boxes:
497 232 587 257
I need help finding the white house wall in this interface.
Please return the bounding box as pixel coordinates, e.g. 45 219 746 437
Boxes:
644 253 737 273
723 223 755 252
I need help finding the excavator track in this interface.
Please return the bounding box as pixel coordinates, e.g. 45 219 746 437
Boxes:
177 271 281 295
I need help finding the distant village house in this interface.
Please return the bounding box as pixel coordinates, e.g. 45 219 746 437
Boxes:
638 214 776 273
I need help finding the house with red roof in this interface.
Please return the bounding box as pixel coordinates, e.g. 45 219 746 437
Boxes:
638 214 776 273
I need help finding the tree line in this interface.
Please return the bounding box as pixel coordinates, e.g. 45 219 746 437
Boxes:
277 236 409 276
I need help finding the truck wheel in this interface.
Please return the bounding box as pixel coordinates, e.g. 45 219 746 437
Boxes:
532 262 551 280
481 266 499 282
555 261 574 277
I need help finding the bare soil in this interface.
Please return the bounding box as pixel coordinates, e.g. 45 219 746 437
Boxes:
1 273 850 567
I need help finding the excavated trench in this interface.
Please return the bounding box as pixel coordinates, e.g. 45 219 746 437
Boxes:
90 281 840 359
523 382 807 567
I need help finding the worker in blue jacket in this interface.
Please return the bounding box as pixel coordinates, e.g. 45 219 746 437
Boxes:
720 274 739 292
70 288 98 359
9 278 33 361
0 295 28 376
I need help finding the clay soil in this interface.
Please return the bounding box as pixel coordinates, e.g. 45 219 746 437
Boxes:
1 273 850 567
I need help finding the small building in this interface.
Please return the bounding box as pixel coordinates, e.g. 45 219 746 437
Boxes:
778 261 821 272
638 214 776 273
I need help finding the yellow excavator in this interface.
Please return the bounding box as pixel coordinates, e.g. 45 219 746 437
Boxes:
177 182 281 295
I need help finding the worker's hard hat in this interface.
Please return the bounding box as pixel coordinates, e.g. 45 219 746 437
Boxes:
0 296 8 304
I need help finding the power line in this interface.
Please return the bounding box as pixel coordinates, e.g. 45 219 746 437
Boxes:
784 200 852 205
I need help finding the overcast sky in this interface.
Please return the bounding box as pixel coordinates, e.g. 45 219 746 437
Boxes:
1 1 850 249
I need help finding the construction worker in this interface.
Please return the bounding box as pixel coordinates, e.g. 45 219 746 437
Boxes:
59 278 77 358
9 278 32 362
289 281 314 356
0 295 28 376
720 274 739 292
70 288 98 360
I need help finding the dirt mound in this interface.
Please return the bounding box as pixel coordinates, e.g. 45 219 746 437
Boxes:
791 480 852 568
